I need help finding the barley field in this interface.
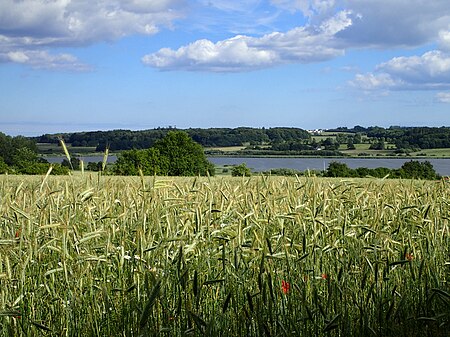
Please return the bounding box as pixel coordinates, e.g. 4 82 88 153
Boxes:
0 174 449 336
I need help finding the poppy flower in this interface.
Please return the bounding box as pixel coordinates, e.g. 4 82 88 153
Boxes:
281 280 290 294
321 273 328 280
405 253 413 261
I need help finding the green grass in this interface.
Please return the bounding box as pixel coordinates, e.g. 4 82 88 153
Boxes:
0 174 449 336
412 148 450 157
37 143 98 155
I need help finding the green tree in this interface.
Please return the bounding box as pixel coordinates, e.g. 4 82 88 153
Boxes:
86 162 103 171
347 141 356 150
62 157 81 170
0 157 8 174
231 163 251 177
353 133 362 144
114 148 162 176
369 140 385 150
153 131 214 176
325 162 352 177
114 131 214 176
399 161 439 180
12 147 39 171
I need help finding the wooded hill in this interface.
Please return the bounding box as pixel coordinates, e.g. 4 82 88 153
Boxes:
33 126 450 153
35 127 311 151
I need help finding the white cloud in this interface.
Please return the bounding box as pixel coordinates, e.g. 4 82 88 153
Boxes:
336 0 450 48
350 73 401 91
143 1 450 73
0 0 185 70
2 0 450 74
0 49 91 71
143 37 278 72
351 50 450 91
270 1 450 48
0 0 184 45
436 91 450 103
7 51 30 64
439 30 450 51
143 10 352 71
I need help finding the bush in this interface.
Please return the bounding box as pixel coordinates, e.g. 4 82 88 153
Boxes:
231 163 251 177
262 168 303 176
114 131 215 176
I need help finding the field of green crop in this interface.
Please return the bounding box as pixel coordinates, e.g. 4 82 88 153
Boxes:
1 174 449 336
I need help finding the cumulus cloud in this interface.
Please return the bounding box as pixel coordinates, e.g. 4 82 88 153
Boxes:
143 0 450 72
142 10 352 71
336 0 450 48
0 0 184 70
0 0 184 45
0 49 91 71
439 30 450 51
350 50 450 90
270 0 450 48
2 0 450 74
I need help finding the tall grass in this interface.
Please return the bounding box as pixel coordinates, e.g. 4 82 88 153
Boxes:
0 174 448 336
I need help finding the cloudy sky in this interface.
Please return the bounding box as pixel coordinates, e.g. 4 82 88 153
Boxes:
1 0 450 136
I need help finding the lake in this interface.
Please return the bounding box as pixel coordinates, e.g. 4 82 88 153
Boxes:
44 155 450 176
210 157 450 176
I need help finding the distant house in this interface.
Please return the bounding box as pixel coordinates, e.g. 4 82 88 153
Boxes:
307 129 324 135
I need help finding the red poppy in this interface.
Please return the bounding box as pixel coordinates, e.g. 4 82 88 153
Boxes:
281 280 290 294
405 253 413 261
15 229 21 238
321 273 328 280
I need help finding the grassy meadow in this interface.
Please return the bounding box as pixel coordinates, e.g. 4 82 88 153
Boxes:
0 174 449 336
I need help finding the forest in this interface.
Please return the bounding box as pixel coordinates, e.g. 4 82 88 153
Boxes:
34 126 450 154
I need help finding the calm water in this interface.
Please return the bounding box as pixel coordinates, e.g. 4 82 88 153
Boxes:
209 157 450 176
45 155 450 176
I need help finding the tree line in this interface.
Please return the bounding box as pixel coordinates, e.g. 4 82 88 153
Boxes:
35 127 311 151
1 131 444 180
324 160 440 180
0 133 68 175
34 126 450 154
333 126 450 151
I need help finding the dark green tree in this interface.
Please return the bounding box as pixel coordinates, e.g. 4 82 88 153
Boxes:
399 161 439 180
114 148 162 175
325 162 352 177
0 157 8 174
347 141 356 150
153 131 214 176
62 157 81 170
231 163 252 177
114 131 214 176
86 162 103 171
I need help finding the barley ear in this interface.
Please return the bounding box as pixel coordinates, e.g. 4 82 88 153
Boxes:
102 145 109 172
59 138 73 170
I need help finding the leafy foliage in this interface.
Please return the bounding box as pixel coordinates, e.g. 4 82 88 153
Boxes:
0 132 68 175
231 163 252 176
34 126 450 155
36 127 312 151
325 160 440 179
114 131 215 176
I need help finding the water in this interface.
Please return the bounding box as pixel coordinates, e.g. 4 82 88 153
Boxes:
44 155 450 176
208 157 450 176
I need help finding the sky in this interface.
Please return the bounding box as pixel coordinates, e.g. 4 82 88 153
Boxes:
1 0 450 136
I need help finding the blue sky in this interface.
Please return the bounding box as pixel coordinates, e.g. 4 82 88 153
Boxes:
1 0 449 136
